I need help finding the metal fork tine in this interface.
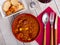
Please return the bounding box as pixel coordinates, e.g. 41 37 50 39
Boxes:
51 12 54 19
50 12 54 24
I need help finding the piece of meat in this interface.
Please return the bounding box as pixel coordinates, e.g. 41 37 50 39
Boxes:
6 5 17 15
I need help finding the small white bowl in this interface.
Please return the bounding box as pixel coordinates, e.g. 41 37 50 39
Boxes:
0 0 28 18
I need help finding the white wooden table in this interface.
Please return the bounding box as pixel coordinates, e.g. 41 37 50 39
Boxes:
0 0 60 45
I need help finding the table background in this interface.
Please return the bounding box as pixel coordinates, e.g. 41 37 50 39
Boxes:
0 0 60 45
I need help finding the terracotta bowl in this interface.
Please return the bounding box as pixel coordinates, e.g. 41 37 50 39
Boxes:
12 13 40 42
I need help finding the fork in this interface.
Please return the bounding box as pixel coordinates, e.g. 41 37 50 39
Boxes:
50 12 54 45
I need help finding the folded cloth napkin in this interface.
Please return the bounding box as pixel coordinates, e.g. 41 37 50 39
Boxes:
36 7 56 45
58 17 60 45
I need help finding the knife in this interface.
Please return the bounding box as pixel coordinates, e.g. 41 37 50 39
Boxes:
55 15 58 45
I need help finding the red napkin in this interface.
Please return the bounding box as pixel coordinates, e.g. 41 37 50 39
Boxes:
36 7 56 45
58 17 60 44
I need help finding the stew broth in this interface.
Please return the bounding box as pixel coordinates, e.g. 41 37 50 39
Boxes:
12 13 40 42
